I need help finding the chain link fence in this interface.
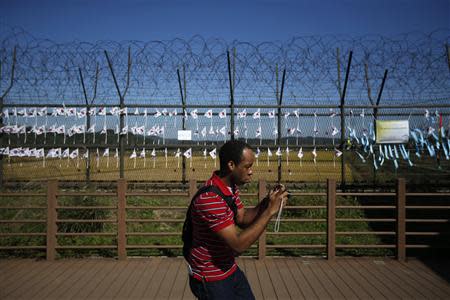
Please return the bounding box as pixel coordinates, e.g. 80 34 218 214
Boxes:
1 25 449 186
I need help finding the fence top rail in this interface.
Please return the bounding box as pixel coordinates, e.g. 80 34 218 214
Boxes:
2 178 450 198
57 192 117 196
336 192 396 196
0 193 46 197
289 192 327 196
126 192 188 197
406 192 450 196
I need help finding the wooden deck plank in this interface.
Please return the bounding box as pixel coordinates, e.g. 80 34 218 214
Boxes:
142 258 173 299
364 259 434 299
408 259 450 281
24 260 82 299
326 260 372 299
237 257 246 274
386 260 449 299
273 258 304 300
0 259 33 292
128 257 162 298
0 259 25 274
254 258 278 299
1 260 46 298
87 260 130 299
403 259 450 293
315 260 358 299
156 258 183 299
71 260 119 299
113 259 151 299
417 259 450 279
345 258 400 299
0 257 449 300
379 261 442 297
169 259 189 300
182 275 196 300
285 258 317 299
101 260 137 299
32 260 91 299
295 259 331 299
335 259 387 299
263 258 292 300
309 260 346 299
407 258 440 275
57 259 105 299
1 259 54 294
348 258 409 299
4 260 73 299
243 258 264 300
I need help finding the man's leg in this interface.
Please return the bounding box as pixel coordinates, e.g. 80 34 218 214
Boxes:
232 267 255 300
189 269 255 300
189 276 211 300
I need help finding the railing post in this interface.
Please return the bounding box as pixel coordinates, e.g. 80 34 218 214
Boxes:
258 179 267 259
46 180 58 261
327 178 336 260
117 178 127 260
396 178 406 262
189 179 197 198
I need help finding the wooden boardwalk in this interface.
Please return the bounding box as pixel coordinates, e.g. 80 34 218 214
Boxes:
1 257 449 299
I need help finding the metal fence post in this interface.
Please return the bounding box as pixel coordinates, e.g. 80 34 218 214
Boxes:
327 178 336 260
258 179 267 259
277 69 286 183
104 49 130 180
177 68 187 184
46 180 58 261
396 178 406 262
117 178 127 260
372 69 388 185
227 51 235 141
340 51 353 189
79 67 91 184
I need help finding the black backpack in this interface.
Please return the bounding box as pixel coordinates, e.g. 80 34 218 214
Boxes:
182 185 237 261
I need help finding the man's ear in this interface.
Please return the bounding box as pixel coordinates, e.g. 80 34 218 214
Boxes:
227 160 235 171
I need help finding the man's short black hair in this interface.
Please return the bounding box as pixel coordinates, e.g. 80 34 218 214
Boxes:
219 140 253 174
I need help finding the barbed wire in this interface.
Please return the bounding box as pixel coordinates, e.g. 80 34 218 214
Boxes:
1 24 449 106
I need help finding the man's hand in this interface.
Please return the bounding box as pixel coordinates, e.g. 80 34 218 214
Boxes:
267 184 289 216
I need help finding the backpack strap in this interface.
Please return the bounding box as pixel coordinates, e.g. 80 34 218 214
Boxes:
191 185 237 222
182 184 238 261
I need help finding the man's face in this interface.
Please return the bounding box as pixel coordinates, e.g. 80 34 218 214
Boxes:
230 148 255 186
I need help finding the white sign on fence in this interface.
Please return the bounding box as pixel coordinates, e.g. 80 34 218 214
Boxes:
376 120 410 144
177 130 192 141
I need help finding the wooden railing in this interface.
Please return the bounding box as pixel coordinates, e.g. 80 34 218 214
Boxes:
0 178 449 261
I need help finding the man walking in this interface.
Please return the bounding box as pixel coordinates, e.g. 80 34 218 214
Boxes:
185 140 289 299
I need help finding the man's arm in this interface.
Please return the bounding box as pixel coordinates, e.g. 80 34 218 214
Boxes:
216 188 288 254
236 184 286 228
235 198 269 229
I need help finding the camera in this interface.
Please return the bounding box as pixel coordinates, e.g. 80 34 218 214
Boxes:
273 184 290 199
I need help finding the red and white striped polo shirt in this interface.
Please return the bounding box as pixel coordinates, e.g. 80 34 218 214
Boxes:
188 172 244 282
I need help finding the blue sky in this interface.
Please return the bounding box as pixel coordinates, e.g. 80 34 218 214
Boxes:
1 0 449 42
